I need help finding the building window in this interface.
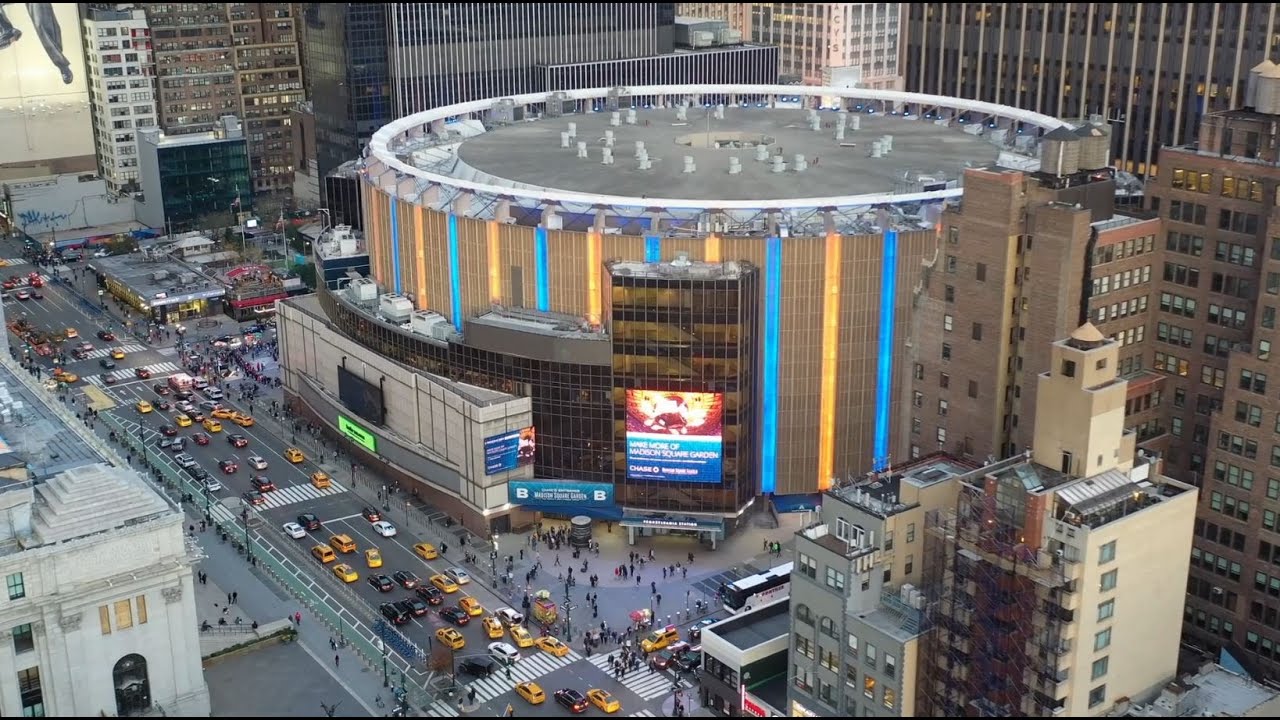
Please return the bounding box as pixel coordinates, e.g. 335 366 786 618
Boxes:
136 595 148 625
845 664 858 689
6 572 25 600
1098 599 1115 621
12 623 33 654
968 380 978 398
114 600 133 630
99 606 111 635
938 399 948 416
883 687 896 709
1088 684 1107 709
943 314 954 331
975 262 986 281
864 642 877 668
819 616 838 639
1094 628 1112 651
18 667 43 717
798 553 818 579
819 647 839 671
796 604 813 626
795 634 814 658
972 322 983 340
1100 569 1118 591
941 343 951 360
1099 540 1117 564
825 567 846 592
1092 656 1110 680
863 675 876 699
794 665 813 692
884 653 896 678
847 634 858 653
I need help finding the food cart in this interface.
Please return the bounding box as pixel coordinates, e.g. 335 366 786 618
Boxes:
531 590 558 629
630 608 653 630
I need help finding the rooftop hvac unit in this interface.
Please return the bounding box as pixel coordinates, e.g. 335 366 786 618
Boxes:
348 277 378 302
151 270 169 282
410 310 450 339
378 293 413 323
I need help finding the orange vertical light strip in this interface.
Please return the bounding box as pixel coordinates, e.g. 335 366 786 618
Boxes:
704 233 722 262
817 232 842 491
587 230 603 325
414 206 428 310
486 220 502 304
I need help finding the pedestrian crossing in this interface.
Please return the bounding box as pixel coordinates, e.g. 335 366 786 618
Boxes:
85 361 181 386
80 344 146 360
460 649 585 705
255 480 347 509
629 711 658 717
424 700 460 717
584 654 694 701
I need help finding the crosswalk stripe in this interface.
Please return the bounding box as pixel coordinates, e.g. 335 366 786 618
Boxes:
80 344 147 360
461 649 584 704
628 711 658 718
256 479 347 509
584 654 692 700
86 361 182 387
427 700 460 717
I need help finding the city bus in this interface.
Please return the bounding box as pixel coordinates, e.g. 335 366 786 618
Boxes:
719 561 793 614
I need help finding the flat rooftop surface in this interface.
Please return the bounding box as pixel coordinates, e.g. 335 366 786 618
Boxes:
454 107 999 201
0 361 106 479
711 598 790 650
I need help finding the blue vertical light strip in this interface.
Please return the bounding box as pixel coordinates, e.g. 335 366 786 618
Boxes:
389 199 402 294
534 226 550 312
760 236 782 494
447 214 463 332
873 230 899 471
644 235 662 263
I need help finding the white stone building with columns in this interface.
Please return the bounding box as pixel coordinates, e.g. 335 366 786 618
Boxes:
0 461 209 717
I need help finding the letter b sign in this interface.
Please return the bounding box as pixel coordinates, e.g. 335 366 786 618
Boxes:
592 490 608 502
514 487 530 500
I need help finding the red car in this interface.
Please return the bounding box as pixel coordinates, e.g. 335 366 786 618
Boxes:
361 507 382 522
219 459 239 474
191 432 211 446
135 368 152 379
2 280 15 291
97 330 116 341
28 276 42 288
241 491 265 507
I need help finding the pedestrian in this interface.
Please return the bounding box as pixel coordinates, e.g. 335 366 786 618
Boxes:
232 591 238 604
295 611 302 624
226 591 233 603
334 654 340 668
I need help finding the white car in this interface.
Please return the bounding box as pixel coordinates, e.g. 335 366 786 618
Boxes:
174 453 197 468
176 401 195 413
202 477 223 493
247 455 269 470
282 522 306 539
371 520 397 538
487 641 520 666
494 607 524 627
444 567 471 585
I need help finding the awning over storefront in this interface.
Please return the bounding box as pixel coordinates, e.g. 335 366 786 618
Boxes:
521 503 624 521
229 293 287 309
620 513 725 533
769 492 823 513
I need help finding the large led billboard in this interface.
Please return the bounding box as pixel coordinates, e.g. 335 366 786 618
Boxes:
0 4 94 165
483 426 536 475
625 390 724 483
337 365 385 426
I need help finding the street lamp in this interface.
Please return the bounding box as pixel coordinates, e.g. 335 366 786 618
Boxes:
138 426 147 467
240 507 252 562
377 633 389 687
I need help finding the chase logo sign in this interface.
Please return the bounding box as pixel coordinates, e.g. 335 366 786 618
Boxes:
508 481 615 508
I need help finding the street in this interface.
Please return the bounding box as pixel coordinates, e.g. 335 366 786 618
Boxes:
0 248 749 718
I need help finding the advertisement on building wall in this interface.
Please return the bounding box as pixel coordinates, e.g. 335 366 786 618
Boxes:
484 427 536 475
508 480 614 509
338 414 378 452
625 390 724 483
0 3 94 165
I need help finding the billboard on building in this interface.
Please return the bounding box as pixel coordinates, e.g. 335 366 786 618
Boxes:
484 427 536 475
508 481 613 508
0 4 94 166
625 390 724 483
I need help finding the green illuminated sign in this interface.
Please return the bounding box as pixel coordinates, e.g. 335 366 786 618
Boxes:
338 415 377 452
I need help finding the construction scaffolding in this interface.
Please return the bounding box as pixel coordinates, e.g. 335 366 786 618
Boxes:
917 476 1079 717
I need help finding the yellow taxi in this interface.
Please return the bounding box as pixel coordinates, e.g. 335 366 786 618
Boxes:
174 413 193 427
110 348 125 360
413 542 438 560
284 447 304 463
202 418 222 432
515 682 545 705
211 407 235 419
365 548 383 568
54 371 79 384
135 400 153 414
332 563 359 583
534 635 570 658
232 412 255 427
311 545 336 564
310 471 332 489
435 627 465 650
459 597 484 617
64 327 78 338
641 624 680 653
483 616 504 639
430 574 459 593
510 625 534 648
587 689 621 714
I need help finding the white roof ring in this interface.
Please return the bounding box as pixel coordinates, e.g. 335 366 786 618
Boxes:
365 84 1071 213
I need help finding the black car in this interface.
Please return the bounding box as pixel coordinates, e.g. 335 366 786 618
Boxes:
251 476 275 492
674 648 702 673
159 425 177 437
397 597 429 617
415 586 444 605
297 512 321 531
379 603 409 626
174 389 194 400
459 656 497 678
96 330 115 341
439 606 470 626
99 358 116 369
153 383 171 395
392 570 420 589
554 689 589 714
368 575 394 592
361 507 381 522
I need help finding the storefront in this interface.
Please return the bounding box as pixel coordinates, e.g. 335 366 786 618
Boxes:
620 513 726 549
506 480 622 522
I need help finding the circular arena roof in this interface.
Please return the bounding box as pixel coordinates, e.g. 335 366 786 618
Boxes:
363 85 1069 228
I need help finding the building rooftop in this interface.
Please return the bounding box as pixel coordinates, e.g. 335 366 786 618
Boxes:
451 106 1000 202
1118 663 1280 717
828 453 976 517
31 463 170 545
707 597 790 651
608 258 751 280
471 310 607 341
89 252 225 309
139 116 243 148
0 362 106 479
315 225 366 261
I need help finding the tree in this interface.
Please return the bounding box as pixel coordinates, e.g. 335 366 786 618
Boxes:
427 645 452 673
292 262 317 289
